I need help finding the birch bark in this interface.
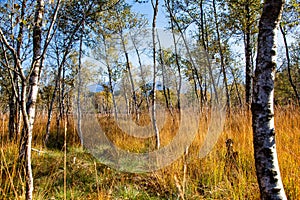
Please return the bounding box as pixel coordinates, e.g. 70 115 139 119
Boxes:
252 0 287 199
25 1 45 199
151 0 160 149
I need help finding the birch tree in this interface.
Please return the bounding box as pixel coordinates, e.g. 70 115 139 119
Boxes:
225 0 261 108
252 0 287 198
0 0 61 198
278 1 300 105
151 0 160 149
114 4 141 120
44 0 121 144
212 0 230 111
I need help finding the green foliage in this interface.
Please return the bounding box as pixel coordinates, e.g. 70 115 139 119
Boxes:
223 0 261 35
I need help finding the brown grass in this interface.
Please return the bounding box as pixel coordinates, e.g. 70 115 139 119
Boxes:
0 106 299 199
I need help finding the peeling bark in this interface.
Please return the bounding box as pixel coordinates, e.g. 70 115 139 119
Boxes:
252 0 287 199
24 1 45 199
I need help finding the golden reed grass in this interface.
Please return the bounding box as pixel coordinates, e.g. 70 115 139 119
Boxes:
0 106 299 199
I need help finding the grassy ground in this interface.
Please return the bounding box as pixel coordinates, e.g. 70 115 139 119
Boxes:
0 106 299 199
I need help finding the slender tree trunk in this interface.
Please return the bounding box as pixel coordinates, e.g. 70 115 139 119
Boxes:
151 0 160 149
1 1 58 199
24 1 45 199
56 76 62 146
8 68 20 141
230 66 243 107
169 7 182 111
43 0 84 145
202 11 219 104
45 47 63 145
252 0 287 199
245 2 253 108
16 0 26 140
44 22 81 145
44 61 62 145
121 78 130 116
102 35 118 119
212 0 230 112
279 24 300 105
199 0 208 107
120 32 139 120
245 31 253 107
157 31 172 112
8 0 26 140
77 31 84 147
108 65 118 119
199 0 207 51
59 57 66 125
8 93 18 140
130 32 150 111
165 1 206 107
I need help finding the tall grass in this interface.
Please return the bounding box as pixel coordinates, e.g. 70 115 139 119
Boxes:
0 106 299 199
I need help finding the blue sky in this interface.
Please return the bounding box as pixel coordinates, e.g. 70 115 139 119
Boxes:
127 0 169 28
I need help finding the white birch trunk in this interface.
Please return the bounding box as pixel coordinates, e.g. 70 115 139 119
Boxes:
151 0 160 149
252 0 287 199
0 0 60 199
24 1 45 199
77 32 84 146
102 36 118 119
